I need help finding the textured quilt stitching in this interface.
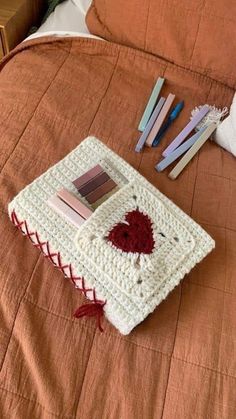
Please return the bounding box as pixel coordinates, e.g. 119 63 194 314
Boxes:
24 297 171 357
74 331 97 416
3 36 234 87
144 0 151 51
202 223 236 234
24 297 95 328
0 254 41 374
188 281 233 296
88 50 121 134
4 294 236 387
172 356 236 381
193 65 236 85
0 41 73 177
0 386 74 418
161 75 213 416
92 1 113 37
22 297 236 379
190 0 206 65
160 286 183 418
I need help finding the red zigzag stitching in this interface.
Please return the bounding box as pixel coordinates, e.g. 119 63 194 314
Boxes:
10 210 105 307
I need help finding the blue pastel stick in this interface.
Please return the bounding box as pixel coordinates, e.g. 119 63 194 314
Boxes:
138 77 165 132
135 97 166 152
155 126 206 172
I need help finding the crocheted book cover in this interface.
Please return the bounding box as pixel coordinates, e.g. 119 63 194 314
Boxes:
8 137 215 334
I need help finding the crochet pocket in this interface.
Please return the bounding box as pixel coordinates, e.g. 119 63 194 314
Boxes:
75 181 196 302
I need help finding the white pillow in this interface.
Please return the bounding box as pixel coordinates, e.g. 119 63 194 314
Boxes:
37 0 92 35
72 0 92 13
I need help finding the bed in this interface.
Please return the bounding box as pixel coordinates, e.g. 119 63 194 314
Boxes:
0 0 235 418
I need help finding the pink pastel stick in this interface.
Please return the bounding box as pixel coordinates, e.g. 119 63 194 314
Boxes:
57 188 93 219
48 195 85 228
145 94 175 147
162 104 210 157
73 164 103 189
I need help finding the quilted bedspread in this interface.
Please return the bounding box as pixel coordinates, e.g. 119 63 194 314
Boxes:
0 35 235 418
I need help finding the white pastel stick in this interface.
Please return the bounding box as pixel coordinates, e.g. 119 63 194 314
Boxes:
155 127 206 172
168 123 217 180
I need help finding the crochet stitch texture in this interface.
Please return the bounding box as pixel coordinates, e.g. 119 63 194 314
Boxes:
8 137 215 334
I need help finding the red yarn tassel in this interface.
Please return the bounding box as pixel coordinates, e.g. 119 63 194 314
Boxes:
74 301 106 332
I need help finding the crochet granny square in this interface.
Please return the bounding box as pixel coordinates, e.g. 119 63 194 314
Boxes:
8 137 215 334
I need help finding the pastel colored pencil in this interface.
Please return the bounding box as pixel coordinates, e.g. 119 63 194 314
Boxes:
73 164 103 190
162 104 210 157
168 122 217 180
155 126 206 172
135 97 166 152
138 77 165 132
48 195 85 228
57 188 93 219
145 93 175 147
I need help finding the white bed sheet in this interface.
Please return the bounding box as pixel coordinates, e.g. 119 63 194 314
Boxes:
26 0 102 41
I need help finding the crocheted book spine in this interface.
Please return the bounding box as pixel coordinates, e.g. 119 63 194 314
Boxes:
10 210 106 331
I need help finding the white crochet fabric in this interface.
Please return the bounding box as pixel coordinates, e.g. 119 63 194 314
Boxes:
8 137 215 334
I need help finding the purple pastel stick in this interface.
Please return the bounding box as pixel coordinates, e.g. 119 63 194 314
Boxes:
162 104 210 157
155 126 206 172
135 97 166 152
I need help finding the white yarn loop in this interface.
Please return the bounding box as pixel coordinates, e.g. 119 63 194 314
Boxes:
191 104 228 132
191 100 236 157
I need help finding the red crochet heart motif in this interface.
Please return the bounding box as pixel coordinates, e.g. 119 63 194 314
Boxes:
107 210 155 254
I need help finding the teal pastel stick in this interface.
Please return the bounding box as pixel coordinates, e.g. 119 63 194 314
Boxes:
155 127 206 172
138 77 165 132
